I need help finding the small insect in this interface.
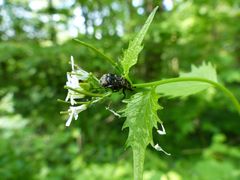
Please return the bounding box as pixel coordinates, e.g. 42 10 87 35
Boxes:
100 73 133 96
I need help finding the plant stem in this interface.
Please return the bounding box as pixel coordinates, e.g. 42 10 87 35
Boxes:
133 146 145 180
133 77 240 113
74 39 122 73
64 86 104 97
57 99 89 105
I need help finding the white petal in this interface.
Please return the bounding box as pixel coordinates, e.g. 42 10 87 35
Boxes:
70 96 74 105
67 89 85 105
67 74 71 80
67 75 79 88
66 74 80 90
75 69 89 80
73 112 78 120
65 93 70 102
69 105 87 121
74 104 87 112
71 56 74 71
153 144 171 156
157 123 166 135
66 112 74 126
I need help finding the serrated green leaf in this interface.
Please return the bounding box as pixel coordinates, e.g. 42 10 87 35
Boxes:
122 89 162 148
156 62 218 98
121 6 158 80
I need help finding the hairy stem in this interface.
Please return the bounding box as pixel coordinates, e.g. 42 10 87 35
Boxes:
133 77 240 113
133 146 145 180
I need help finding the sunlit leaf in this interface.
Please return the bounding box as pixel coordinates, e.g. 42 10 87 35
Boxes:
156 62 217 98
122 89 162 148
120 6 158 80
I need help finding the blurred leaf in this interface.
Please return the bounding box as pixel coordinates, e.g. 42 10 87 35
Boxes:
193 159 238 180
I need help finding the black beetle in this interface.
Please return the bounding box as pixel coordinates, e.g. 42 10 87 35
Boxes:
100 73 133 96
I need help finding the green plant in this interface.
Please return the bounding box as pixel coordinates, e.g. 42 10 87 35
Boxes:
60 6 240 180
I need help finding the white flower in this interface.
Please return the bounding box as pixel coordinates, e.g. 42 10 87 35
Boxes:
153 123 171 155
66 74 79 89
65 93 84 106
65 74 85 105
75 69 89 81
153 144 171 156
65 104 87 127
70 56 89 81
65 56 90 105
157 123 166 135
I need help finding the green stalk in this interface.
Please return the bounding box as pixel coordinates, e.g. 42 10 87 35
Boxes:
57 99 89 105
64 86 104 97
74 39 122 73
133 146 146 180
133 77 240 113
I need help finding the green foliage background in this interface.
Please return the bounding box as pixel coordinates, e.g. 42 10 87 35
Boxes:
0 0 240 179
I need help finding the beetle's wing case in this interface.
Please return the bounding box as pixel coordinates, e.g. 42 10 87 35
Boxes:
99 74 109 87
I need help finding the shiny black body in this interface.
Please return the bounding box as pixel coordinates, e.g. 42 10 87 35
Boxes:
100 73 132 92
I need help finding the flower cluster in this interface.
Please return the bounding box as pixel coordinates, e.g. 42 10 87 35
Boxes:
65 105 87 126
65 56 89 105
64 56 90 126
153 123 171 155
62 56 109 127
